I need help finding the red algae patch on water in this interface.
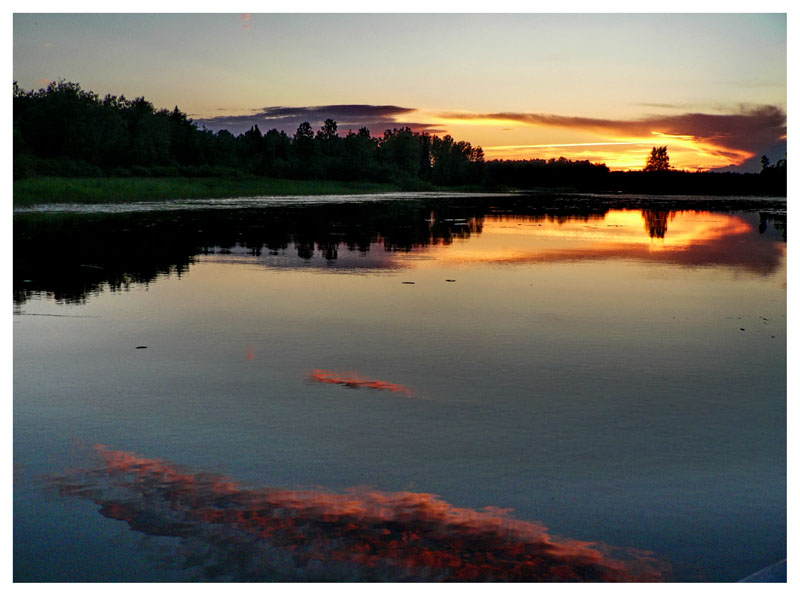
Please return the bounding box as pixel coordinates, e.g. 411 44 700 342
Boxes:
309 369 414 396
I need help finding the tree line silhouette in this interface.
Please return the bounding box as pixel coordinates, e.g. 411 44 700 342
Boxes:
13 81 484 188
13 81 786 195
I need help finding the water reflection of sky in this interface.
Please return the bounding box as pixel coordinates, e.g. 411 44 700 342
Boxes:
14 201 786 582
309 370 415 396
48 445 667 582
405 210 785 276
204 210 785 279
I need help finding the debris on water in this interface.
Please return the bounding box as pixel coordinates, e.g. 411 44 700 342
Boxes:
135 346 148 349
445 279 456 282
402 281 415 285
739 328 746 331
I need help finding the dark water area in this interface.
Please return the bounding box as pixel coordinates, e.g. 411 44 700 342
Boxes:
13 193 786 582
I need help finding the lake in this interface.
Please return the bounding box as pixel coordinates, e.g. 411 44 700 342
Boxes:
13 193 786 582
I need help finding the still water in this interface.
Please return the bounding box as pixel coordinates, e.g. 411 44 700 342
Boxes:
13 194 786 581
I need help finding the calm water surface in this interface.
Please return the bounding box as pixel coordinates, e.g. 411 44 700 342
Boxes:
13 194 786 581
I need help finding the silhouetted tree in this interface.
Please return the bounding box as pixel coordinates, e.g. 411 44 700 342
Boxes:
263 128 290 172
379 127 421 177
341 127 378 180
316 119 340 154
291 121 319 176
644 146 670 172
758 152 787 196
294 121 314 142
430 135 483 185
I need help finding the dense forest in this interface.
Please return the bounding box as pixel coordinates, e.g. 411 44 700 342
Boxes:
13 81 787 195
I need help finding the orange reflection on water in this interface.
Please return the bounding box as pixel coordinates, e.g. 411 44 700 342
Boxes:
50 445 667 581
310 369 414 397
492 210 750 248
407 210 777 274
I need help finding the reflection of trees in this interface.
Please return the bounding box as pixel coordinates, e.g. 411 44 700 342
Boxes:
759 212 786 239
13 195 786 305
14 213 196 305
47 445 667 582
642 210 673 239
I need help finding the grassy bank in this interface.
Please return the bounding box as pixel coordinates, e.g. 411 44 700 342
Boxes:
13 176 404 206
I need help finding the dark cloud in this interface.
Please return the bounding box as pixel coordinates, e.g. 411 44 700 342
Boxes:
259 104 415 119
195 104 442 136
439 106 786 171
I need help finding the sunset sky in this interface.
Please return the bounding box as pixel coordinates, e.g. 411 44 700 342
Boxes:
12 9 787 171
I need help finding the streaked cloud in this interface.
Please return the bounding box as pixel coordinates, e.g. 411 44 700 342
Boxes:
196 104 443 136
438 105 786 171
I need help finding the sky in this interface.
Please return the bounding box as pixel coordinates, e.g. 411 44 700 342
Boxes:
12 10 788 171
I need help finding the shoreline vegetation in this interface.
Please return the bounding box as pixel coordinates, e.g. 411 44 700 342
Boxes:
12 175 789 208
13 81 787 206
12 176 412 206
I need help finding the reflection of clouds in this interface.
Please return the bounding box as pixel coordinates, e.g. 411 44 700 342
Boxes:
418 211 784 276
15 205 784 307
203 210 781 277
309 370 414 397
49 445 667 581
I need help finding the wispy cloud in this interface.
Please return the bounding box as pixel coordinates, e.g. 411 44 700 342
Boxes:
195 104 443 136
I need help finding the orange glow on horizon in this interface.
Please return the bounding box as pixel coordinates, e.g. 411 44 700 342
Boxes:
478 137 754 171
48 445 668 581
426 112 758 170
